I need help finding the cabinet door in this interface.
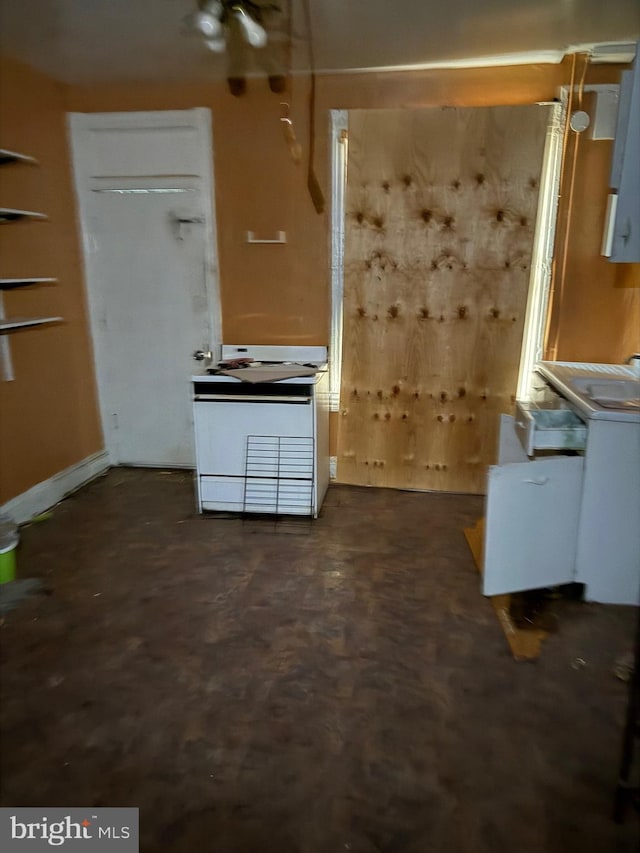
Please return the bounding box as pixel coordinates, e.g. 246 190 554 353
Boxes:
483 456 584 596
610 51 640 262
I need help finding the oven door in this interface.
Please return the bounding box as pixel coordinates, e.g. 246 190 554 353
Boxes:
193 396 314 476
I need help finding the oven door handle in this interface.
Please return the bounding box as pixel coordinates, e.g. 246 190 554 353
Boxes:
194 394 312 403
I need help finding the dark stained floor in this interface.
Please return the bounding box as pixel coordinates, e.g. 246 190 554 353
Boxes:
0 468 638 852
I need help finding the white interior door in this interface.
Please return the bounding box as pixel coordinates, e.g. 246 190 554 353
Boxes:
69 110 220 467
91 181 211 465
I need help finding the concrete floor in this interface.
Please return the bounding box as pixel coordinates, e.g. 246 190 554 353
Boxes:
0 468 638 852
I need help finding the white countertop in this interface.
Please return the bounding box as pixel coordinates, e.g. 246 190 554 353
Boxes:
536 361 640 423
192 365 327 384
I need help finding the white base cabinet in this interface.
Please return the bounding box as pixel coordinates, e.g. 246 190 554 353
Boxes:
483 416 584 597
483 412 640 605
575 418 640 604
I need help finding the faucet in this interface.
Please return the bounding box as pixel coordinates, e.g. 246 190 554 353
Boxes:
626 354 640 376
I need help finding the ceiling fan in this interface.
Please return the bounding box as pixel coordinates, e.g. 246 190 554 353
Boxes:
184 0 324 213
189 0 271 51
185 0 289 94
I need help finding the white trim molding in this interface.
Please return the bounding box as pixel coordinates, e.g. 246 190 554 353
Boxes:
329 110 348 413
1 451 110 525
516 101 564 401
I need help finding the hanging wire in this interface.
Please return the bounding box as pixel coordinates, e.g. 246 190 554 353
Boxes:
277 0 302 163
280 101 302 163
302 0 325 212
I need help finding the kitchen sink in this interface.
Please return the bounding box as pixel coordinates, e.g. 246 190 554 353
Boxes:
536 362 640 423
567 376 640 408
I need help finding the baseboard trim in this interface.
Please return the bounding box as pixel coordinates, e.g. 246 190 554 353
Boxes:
1 450 111 525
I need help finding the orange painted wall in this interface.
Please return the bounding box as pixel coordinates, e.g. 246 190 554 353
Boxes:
0 56 103 503
68 63 575 348
547 85 640 363
68 60 639 362
2 55 637 502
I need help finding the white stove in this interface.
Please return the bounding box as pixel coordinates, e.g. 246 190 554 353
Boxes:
192 345 329 517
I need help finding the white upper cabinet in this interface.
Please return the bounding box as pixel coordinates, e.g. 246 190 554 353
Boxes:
608 44 640 263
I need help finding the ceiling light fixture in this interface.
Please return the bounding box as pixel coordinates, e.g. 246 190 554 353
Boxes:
232 4 268 48
194 0 223 35
187 0 270 54
194 12 221 38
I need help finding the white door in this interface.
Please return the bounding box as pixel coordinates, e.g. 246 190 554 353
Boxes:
69 110 220 467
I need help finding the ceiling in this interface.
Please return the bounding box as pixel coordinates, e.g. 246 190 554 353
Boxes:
0 0 639 85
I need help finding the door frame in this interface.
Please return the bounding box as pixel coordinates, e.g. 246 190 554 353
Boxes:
67 109 222 465
515 100 564 399
329 109 349 417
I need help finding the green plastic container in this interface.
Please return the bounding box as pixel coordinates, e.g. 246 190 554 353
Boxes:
0 543 16 584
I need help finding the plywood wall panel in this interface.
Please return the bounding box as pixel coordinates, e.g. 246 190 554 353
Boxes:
339 106 549 494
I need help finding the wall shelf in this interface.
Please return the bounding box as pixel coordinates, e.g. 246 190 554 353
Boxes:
0 316 62 332
0 208 47 223
0 149 37 166
1 147 60 381
0 277 57 289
